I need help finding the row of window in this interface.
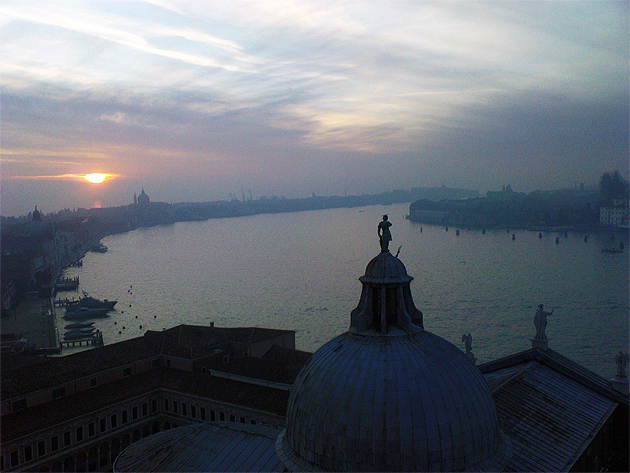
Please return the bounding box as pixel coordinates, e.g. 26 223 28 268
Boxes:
162 397 279 429
3 399 157 469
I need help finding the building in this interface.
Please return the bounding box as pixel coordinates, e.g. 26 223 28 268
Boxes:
118 243 627 472
0 325 309 472
136 189 150 205
600 199 629 228
2 235 628 472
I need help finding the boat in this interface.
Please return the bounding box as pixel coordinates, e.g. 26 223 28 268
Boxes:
90 242 108 253
63 307 111 319
66 292 117 310
64 330 97 340
65 321 95 330
601 247 623 254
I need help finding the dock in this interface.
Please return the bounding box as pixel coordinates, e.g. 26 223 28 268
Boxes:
60 331 104 348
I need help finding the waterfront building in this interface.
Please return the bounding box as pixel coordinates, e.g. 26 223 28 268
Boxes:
600 199 629 228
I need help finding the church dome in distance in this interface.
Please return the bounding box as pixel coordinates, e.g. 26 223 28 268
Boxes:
276 227 511 472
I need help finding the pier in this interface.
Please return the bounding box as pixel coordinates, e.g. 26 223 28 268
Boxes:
60 331 104 348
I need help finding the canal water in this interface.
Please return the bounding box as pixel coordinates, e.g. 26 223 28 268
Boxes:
60 203 629 378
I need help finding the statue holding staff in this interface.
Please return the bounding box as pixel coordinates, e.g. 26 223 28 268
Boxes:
534 304 554 340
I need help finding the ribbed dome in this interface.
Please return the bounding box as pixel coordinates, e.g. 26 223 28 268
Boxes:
277 331 508 472
276 243 511 471
361 251 411 283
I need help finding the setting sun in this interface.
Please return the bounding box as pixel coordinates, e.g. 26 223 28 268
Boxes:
84 173 108 184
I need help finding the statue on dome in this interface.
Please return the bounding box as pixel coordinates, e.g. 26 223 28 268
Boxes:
534 304 553 340
378 215 392 252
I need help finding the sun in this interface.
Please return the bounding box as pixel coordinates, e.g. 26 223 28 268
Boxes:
83 173 108 184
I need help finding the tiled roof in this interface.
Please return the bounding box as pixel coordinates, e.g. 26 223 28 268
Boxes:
492 362 618 472
218 345 312 384
2 367 290 442
1 325 294 399
114 422 283 472
479 347 628 404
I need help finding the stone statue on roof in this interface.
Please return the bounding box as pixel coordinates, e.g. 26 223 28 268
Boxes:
378 215 392 252
534 304 553 340
615 351 629 380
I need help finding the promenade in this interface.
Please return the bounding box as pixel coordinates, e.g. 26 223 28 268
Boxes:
1 299 60 354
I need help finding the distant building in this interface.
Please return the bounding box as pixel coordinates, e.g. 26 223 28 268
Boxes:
600 199 629 228
136 189 150 205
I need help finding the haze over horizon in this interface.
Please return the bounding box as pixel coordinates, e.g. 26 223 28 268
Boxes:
1 1 628 217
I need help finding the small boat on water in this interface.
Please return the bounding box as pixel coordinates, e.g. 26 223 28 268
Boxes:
64 307 110 319
65 321 95 330
64 329 98 340
90 242 108 253
601 247 623 254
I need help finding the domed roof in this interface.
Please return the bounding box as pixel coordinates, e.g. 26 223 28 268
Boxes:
277 231 511 471
361 251 412 284
277 331 509 472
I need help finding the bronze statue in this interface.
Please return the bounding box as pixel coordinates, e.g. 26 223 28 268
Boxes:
378 215 392 252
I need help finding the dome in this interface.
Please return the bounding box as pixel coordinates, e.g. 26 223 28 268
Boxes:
277 239 510 471
361 251 411 283
277 331 508 471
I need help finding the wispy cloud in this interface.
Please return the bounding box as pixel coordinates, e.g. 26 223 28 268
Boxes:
0 0 627 215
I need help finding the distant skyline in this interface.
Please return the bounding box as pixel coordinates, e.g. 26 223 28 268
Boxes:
1 1 628 216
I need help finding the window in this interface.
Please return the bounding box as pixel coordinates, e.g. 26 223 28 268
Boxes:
230 414 235 423
88 422 95 437
132 406 138 420
210 410 216 421
52 387 65 399
163 400 169 412
142 403 148 416
200 407 206 420
165 358 171 368
201 367 207 374
223 354 230 363
10 450 18 467
111 414 117 428
24 445 32 462
90 377 97 387
219 412 225 422
182 403 187 416
122 367 131 377
13 399 27 411
250 419 257 425
152 399 158 413
152 359 159 368
38 440 46 457
173 401 178 414
240 416 246 424
122 410 128 424
191 405 196 418
76 426 83 442
64 431 71 447
51 436 59 452
99 418 106 433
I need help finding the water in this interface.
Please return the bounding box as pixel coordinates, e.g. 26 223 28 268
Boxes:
60 203 629 378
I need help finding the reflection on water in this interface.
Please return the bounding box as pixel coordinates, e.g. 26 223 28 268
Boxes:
61 203 629 377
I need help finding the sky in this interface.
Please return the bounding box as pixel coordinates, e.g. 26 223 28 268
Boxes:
1 0 628 216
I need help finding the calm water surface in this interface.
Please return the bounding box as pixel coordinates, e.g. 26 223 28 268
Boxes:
61 203 629 377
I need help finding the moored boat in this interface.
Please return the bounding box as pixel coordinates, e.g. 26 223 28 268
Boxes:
66 292 117 310
64 307 110 319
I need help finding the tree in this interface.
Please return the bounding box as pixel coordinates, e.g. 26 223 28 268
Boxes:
599 171 628 203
